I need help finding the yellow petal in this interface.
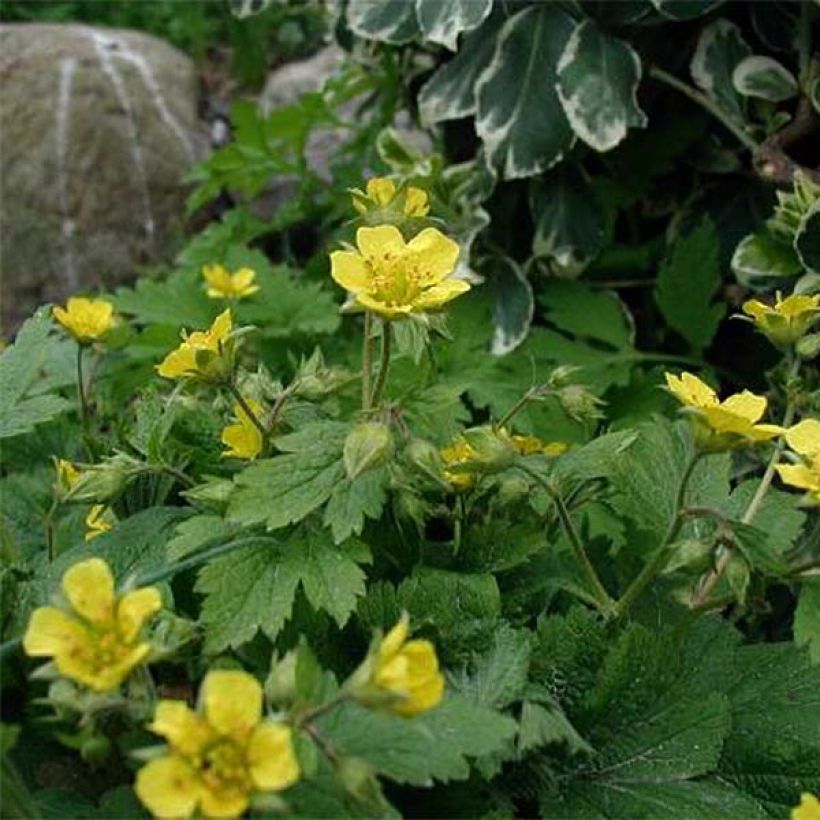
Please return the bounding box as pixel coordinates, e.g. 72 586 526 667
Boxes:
356 225 405 262
664 372 717 409
778 294 820 320
199 785 249 819
67 643 150 692
414 279 471 310
157 346 198 379
785 419 820 457
741 299 771 320
209 309 233 344
135 755 200 819
354 293 414 319
150 700 213 757
330 250 369 293
85 504 113 542
366 177 396 207
720 391 767 424
231 268 257 295
23 607 85 657
406 228 460 285
776 463 820 492
62 558 115 624
379 614 409 662
221 417 263 460
404 187 429 217
202 670 263 737
203 264 232 294
248 723 300 792
792 792 820 820
117 587 162 642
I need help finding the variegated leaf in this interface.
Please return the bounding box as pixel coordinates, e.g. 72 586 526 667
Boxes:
415 0 493 51
347 0 419 44
732 55 797 102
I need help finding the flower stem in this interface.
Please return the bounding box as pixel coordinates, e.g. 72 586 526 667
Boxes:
649 66 759 153
362 312 374 411
614 451 703 618
227 383 268 439
519 464 615 615
496 387 540 430
369 320 392 408
76 344 90 425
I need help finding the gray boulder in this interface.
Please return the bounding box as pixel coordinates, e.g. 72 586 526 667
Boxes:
0 23 208 329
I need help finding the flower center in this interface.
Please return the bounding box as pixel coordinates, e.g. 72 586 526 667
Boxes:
368 251 424 307
200 739 250 795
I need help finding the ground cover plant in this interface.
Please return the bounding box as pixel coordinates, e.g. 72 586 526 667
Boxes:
1 1 819 818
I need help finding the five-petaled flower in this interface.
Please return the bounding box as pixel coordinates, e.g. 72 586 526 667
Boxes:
53 297 115 344
330 225 467 320
792 793 820 820
352 613 444 717
23 558 161 692
221 399 264 460
351 177 429 218
742 292 820 347
665 371 783 451
202 264 260 300
85 504 114 542
157 310 234 383
135 670 299 819
776 419 820 505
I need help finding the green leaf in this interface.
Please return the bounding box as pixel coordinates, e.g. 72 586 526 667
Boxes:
475 5 575 179
690 19 752 124
197 530 370 651
418 12 503 125
115 269 215 328
0 310 74 439
556 21 647 153
530 166 607 272
228 422 349 532
346 0 419 44
166 514 241 562
732 55 798 102
318 694 517 786
518 699 592 756
489 255 534 356
794 581 820 665
796 201 820 275
324 469 389 544
732 230 802 287
414 0 492 51
655 218 724 352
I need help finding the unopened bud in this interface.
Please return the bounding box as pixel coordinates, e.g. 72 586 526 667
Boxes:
67 454 140 503
726 554 750 604
344 422 393 479
557 385 606 422
80 733 112 767
406 438 444 481
265 650 299 705
461 426 516 473
797 332 820 360
663 539 713 575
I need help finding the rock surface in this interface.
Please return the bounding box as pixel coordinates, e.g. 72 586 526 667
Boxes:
0 23 208 330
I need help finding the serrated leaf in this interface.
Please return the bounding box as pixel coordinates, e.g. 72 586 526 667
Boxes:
489 255 533 356
324 469 388 544
655 218 724 352
414 0 493 51
166 514 240 562
0 310 75 439
318 694 517 786
197 530 370 651
796 201 820 275
475 5 575 179
690 19 751 124
418 12 503 125
228 422 348 531
732 55 797 102
347 0 419 44
732 230 802 287
556 21 647 153
794 581 820 664
518 699 592 755
530 166 607 272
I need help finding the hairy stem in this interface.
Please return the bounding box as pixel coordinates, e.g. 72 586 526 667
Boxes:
496 387 539 430
362 312 374 410
369 320 392 408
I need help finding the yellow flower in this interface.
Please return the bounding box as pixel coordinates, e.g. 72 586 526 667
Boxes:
221 399 264 460
370 613 444 717
157 310 234 382
330 225 467 320
351 177 430 217
776 419 820 505
85 504 114 542
202 265 260 300
23 558 161 692
793 793 820 820
664 371 783 451
53 297 115 343
135 670 299 819
510 433 568 457
440 437 478 490
742 292 820 346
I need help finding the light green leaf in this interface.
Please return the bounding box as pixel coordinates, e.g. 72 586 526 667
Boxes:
530 166 607 272
414 0 493 51
655 218 724 352
418 13 503 125
796 201 820 275
489 255 533 356
690 18 752 124
732 55 798 102
0 310 74 439
556 21 647 152
795 581 820 664
196 530 370 651
475 5 575 179
318 694 517 786
228 422 349 531
347 0 419 44
324 469 389 544
732 230 802 287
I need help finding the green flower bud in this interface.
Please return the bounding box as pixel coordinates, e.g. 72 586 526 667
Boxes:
460 426 516 473
80 733 112 767
265 650 299 706
725 554 751 604
557 385 606 422
66 454 141 503
344 422 393 480
663 539 713 575
405 438 444 481
797 332 820 360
